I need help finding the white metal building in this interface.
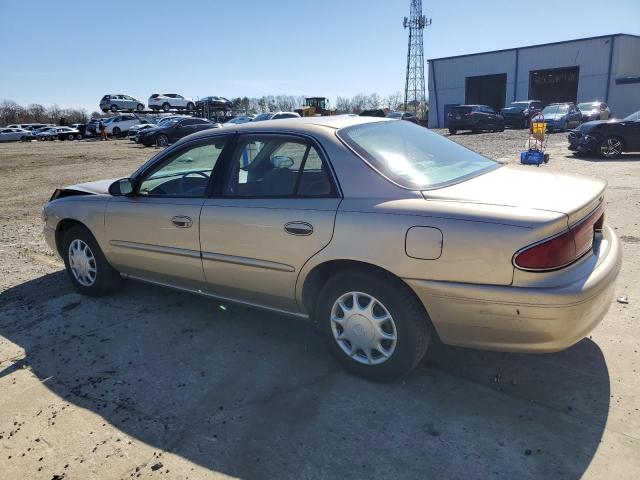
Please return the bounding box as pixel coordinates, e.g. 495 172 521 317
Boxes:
428 34 640 128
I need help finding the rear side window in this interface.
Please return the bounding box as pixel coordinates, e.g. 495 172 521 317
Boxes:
224 136 334 197
337 120 499 190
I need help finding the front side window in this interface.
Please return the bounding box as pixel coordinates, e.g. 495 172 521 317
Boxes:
138 139 227 197
224 137 333 197
337 120 499 190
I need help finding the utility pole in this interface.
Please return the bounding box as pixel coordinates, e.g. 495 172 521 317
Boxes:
403 0 431 120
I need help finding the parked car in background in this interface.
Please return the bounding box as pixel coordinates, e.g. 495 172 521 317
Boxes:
447 105 504 134
100 94 145 113
0 128 31 142
42 116 620 381
578 102 611 122
568 110 640 158
57 127 83 141
252 112 301 122
538 103 582 132
20 123 53 131
359 109 387 118
500 100 542 128
225 115 255 125
85 119 105 136
148 94 195 112
36 127 78 141
128 123 156 141
386 111 419 124
196 96 233 110
102 114 144 136
137 117 219 147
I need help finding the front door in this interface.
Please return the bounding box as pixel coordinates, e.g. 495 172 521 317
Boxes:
200 134 341 312
105 137 230 288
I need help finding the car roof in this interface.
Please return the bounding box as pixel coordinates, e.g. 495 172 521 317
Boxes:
185 115 390 141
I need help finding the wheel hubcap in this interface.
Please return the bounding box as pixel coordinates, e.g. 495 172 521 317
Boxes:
157 135 168 146
68 239 97 286
330 292 397 365
601 138 622 157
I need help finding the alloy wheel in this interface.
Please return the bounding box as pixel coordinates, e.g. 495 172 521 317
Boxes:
330 291 397 365
600 138 623 158
156 134 169 147
68 239 97 287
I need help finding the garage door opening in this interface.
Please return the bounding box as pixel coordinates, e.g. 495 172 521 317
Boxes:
529 66 579 106
465 74 507 112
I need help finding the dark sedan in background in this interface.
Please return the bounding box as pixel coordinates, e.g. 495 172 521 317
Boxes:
568 110 640 158
195 96 233 110
447 105 504 134
138 117 220 147
500 100 542 128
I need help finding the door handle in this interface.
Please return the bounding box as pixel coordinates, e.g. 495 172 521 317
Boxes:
284 221 313 236
172 215 193 228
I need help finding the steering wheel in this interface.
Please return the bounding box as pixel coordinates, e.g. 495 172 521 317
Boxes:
180 171 209 196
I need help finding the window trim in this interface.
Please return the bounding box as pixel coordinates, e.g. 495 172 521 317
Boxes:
131 135 233 199
217 132 340 200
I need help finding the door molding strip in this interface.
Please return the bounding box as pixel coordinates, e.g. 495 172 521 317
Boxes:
201 251 295 272
110 240 201 259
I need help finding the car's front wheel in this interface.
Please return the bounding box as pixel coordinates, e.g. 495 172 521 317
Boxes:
162 102 170 112
448 128 457 135
62 225 122 296
186 102 195 111
599 136 624 159
317 269 431 381
136 103 144 111
110 105 118 112
155 133 169 147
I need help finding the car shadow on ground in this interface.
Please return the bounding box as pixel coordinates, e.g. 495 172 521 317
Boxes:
567 152 640 162
0 272 610 479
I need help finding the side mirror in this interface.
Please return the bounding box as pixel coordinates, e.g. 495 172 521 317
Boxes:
109 178 134 196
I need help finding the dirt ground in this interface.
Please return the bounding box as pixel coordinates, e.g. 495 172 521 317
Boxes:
0 130 639 479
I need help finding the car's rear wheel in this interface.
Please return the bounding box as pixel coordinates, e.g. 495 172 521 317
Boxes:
448 128 457 135
599 136 624 159
156 134 169 147
162 102 170 112
186 102 195 111
136 103 144 111
62 225 122 296
20 136 26 141
317 269 431 381
110 105 118 112
67 134 75 140
112 127 121 137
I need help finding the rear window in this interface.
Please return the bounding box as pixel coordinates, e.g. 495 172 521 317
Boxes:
337 120 499 190
451 106 472 113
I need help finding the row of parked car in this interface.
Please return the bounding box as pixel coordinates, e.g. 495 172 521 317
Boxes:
446 100 611 134
0 124 85 142
99 93 233 113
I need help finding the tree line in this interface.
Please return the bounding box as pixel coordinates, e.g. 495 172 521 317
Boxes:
0 100 89 126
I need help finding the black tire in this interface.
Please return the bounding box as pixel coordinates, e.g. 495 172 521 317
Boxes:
62 225 122 296
448 128 457 135
110 104 118 112
316 269 432 381
67 134 75 141
162 102 170 112
155 133 169 147
102 109 108 113
77 134 83 140
498 125 505 132
186 102 195 111
20 136 26 142
136 103 144 111
112 127 121 136
599 136 624 159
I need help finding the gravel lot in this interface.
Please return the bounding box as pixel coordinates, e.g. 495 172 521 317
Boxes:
1 130 639 479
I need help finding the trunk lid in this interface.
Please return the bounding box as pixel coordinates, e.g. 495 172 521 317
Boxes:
424 166 606 225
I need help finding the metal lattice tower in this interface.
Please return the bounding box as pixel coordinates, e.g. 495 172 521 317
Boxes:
403 0 431 119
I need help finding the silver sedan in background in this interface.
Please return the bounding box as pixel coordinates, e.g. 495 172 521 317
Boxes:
0 127 31 142
41 116 621 381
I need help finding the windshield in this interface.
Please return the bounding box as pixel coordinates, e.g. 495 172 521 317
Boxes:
542 105 569 115
337 120 499 189
578 103 598 111
623 111 640 122
504 103 528 111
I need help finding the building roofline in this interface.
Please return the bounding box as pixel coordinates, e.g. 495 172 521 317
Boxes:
428 33 640 63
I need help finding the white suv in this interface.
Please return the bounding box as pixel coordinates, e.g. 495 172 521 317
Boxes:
148 93 195 112
102 114 144 136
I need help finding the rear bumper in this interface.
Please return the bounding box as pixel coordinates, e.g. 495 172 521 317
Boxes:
405 226 621 353
448 119 479 130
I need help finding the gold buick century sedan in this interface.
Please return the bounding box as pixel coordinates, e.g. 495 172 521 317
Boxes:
42 116 622 381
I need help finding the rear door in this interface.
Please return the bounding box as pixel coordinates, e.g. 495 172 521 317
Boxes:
200 134 341 311
104 136 230 288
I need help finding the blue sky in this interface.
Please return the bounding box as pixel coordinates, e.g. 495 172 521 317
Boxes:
1 0 639 112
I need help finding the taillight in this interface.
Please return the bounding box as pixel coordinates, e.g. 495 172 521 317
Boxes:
514 205 605 271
